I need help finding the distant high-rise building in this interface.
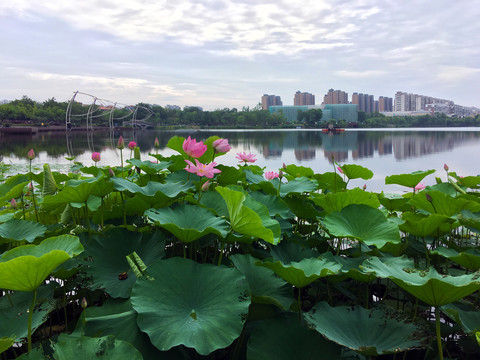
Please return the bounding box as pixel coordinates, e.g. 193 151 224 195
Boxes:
294 91 315 106
352 92 376 114
261 94 283 110
394 91 454 112
378 96 393 112
323 89 348 104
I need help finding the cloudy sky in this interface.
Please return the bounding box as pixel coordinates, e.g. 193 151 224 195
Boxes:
1 0 479 110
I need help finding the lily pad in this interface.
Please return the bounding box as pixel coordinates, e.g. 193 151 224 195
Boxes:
0 218 47 243
311 187 380 213
131 257 250 355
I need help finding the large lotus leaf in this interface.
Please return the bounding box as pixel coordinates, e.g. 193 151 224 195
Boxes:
53 335 142 360
284 164 315 179
127 159 172 175
377 192 410 212
0 213 14 224
0 174 29 203
313 172 347 193
0 337 14 355
81 228 165 298
42 163 58 196
399 212 453 237
231 254 293 309
0 235 83 291
279 177 318 197
385 170 435 188
441 303 480 334
248 191 293 219
361 256 480 306
0 285 56 343
257 256 342 288
90 177 114 198
247 313 341 360
409 190 480 216
0 218 47 243
215 165 245 187
270 240 319 264
243 196 281 243
244 170 277 195
459 209 480 233
199 191 229 218
458 176 480 189
131 257 250 355
323 204 401 248
112 177 194 197
305 302 422 356
321 252 376 283
125 193 176 215
432 247 480 271
311 188 380 214
145 204 229 243
283 194 321 221
42 179 101 211
216 186 276 244
340 164 374 180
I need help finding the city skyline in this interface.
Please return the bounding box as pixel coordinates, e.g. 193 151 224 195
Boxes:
1 1 479 110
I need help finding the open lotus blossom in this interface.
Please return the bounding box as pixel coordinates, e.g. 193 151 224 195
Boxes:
183 136 207 158
128 141 137 150
264 171 279 180
414 182 426 191
27 148 35 160
117 136 125 149
91 152 101 163
185 159 221 178
236 152 256 164
212 138 232 153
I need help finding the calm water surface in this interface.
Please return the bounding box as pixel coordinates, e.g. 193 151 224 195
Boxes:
1 128 479 192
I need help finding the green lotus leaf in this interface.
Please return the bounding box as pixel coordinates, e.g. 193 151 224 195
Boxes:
399 212 453 237
432 247 480 271
279 176 318 197
243 195 281 243
459 209 480 233
231 254 293 309
42 163 58 196
0 235 83 291
361 256 480 306
305 302 422 356
270 240 319 264
385 169 435 188
0 337 14 355
283 164 315 179
42 178 101 211
283 194 321 221
249 191 293 219
215 165 245 187
457 176 480 189
321 252 377 283
81 228 165 298
53 335 142 360
0 218 47 243
90 176 114 198
311 187 380 213
127 159 172 175
247 313 341 360
199 191 229 218
323 204 401 248
145 204 229 243
0 174 29 203
131 257 250 355
244 170 277 195
409 190 480 216
112 177 194 198
216 186 277 244
340 164 374 180
256 256 342 288
377 192 410 212
441 303 480 334
313 172 347 193
0 285 56 343
0 213 14 224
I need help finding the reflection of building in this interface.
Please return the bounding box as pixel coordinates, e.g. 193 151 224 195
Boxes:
377 138 393 156
352 140 375 159
262 145 283 159
324 150 348 163
323 89 348 104
261 94 283 110
294 149 316 161
294 91 315 105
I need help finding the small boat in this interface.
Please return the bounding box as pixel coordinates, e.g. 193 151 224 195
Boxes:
322 128 345 132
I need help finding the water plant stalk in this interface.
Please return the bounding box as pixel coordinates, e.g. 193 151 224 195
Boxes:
27 289 37 352
435 307 444 360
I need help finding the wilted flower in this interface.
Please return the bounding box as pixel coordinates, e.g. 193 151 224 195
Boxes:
117 136 125 150
183 136 207 158
91 152 101 163
27 148 35 160
212 138 232 153
10 198 17 209
128 141 137 150
414 182 426 191
264 171 279 180
154 137 160 148
236 152 257 164
201 180 210 192
184 159 221 178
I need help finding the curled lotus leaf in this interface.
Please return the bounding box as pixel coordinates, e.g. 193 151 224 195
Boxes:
385 170 435 189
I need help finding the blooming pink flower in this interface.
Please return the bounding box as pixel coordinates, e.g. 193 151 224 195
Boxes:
128 141 137 150
236 152 257 164
264 171 279 180
154 137 160 148
184 159 221 178
414 182 426 191
117 136 125 149
92 152 101 163
27 148 35 160
10 198 17 209
183 136 207 158
337 166 343 174
212 138 232 153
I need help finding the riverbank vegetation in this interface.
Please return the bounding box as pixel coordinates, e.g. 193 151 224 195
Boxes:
1 135 480 359
1 96 479 129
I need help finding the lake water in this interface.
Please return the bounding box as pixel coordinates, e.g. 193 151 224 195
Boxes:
1 128 479 192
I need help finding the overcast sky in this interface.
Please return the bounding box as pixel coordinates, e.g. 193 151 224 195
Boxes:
1 0 479 110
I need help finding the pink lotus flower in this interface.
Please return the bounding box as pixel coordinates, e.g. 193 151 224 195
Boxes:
154 137 160 148
236 152 257 164
264 171 279 180
117 136 125 149
414 182 426 191
201 180 210 192
128 141 137 150
10 198 17 209
212 138 232 153
185 159 221 178
27 148 35 160
183 136 207 158
337 166 343 174
444 163 449 171
92 152 101 163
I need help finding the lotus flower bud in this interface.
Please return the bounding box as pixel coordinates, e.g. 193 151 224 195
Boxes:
117 136 125 150
128 141 137 150
154 137 160 148
27 148 35 160
444 163 449 172
81 297 88 309
201 180 210 192
10 198 17 209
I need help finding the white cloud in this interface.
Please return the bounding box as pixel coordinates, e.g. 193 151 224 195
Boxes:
335 70 386 78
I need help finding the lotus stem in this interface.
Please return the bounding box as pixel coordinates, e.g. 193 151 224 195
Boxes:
20 193 26 220
217 241 225 266
435 307 444 360
27 289 37 352
84 201 91 236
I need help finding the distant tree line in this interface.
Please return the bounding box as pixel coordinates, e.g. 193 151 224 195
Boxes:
357 111 480 128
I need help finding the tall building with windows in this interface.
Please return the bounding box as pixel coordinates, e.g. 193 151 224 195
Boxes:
323 89 348 104
394 91 454 112
294 91 315 106
261 94 283 110
378 96 393 112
